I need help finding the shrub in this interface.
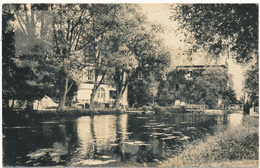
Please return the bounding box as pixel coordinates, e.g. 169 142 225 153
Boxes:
141 105 152 112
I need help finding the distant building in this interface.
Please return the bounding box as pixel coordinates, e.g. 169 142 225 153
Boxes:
33 67 128 110
74 67 128 109
171 63 228 108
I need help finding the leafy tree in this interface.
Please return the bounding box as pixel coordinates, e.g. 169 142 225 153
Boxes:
83 4 126 110
194 67 235 108
128 71 160 108
2 4 54 111
2 5 16 111
244 59 259 106
50 4 92 111
157 80 174 106
171 4 258 107
159 67 236 108
7 4 95 111
106 5 171 109
171 4 258 63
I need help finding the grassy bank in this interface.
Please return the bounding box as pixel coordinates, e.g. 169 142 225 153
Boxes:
159 116 259 167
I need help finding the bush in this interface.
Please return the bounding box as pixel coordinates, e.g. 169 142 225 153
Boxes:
141 105 152 112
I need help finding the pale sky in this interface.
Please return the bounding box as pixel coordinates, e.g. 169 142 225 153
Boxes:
140 3 245 99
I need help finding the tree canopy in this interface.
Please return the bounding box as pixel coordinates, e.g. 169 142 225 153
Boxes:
171 4 258 106
157 67 237 108
171 4 258 63
3 3 171 111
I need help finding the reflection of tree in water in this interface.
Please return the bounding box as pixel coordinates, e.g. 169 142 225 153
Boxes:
113 115 127 162
87 115 98 159
63 119 79 164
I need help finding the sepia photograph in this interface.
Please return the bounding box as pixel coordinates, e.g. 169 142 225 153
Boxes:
2 3 259 167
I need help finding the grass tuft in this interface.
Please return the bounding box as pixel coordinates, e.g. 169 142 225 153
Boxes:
159 116 259 167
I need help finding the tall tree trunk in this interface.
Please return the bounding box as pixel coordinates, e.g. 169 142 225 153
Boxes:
113 91 123 109
90 69 106 111
90 71 99 111
90 89 97 111
57 74 69 112
114 83 129 110
10 98 15 112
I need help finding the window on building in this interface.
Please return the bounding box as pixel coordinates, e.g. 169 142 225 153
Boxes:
109 90 116 99
187 71 192 78
138 71 143 80
97 88 105 98
176 84 179 91
87 70 94 81
185 70 193 80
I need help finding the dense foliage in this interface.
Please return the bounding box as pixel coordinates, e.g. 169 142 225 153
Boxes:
2 4 170 111
171 4 258 107
171 4 258 63
157 67 237 108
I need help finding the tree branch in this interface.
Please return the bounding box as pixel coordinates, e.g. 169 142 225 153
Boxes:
97 70 107 89
15 12 27 35
74 27 82 51
65 81 74 95
52 15 59 53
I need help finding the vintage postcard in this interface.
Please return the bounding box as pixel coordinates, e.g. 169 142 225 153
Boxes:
2 3 259 167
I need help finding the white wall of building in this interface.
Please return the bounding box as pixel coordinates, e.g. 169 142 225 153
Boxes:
76 83 128 107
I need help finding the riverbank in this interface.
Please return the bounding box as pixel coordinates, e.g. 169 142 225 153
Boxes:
159 115 259 167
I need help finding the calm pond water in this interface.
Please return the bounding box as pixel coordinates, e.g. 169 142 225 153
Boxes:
3 112 243 167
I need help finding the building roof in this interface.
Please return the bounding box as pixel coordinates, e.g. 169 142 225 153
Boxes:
176 64 227 70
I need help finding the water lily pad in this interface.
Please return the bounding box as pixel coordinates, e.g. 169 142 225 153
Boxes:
77 159 117 165
179 136 190 141
161 135 178 140
152 133 164 136
142 125 154 127
152 127 162 130
27 149 50 159
136 117 148 119
156 124 167 127
164 133 173 136
99 155 111 159
186 127 196 130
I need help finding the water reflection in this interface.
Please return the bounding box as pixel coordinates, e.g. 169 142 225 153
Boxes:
3 112 243 167
228 113 243 127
